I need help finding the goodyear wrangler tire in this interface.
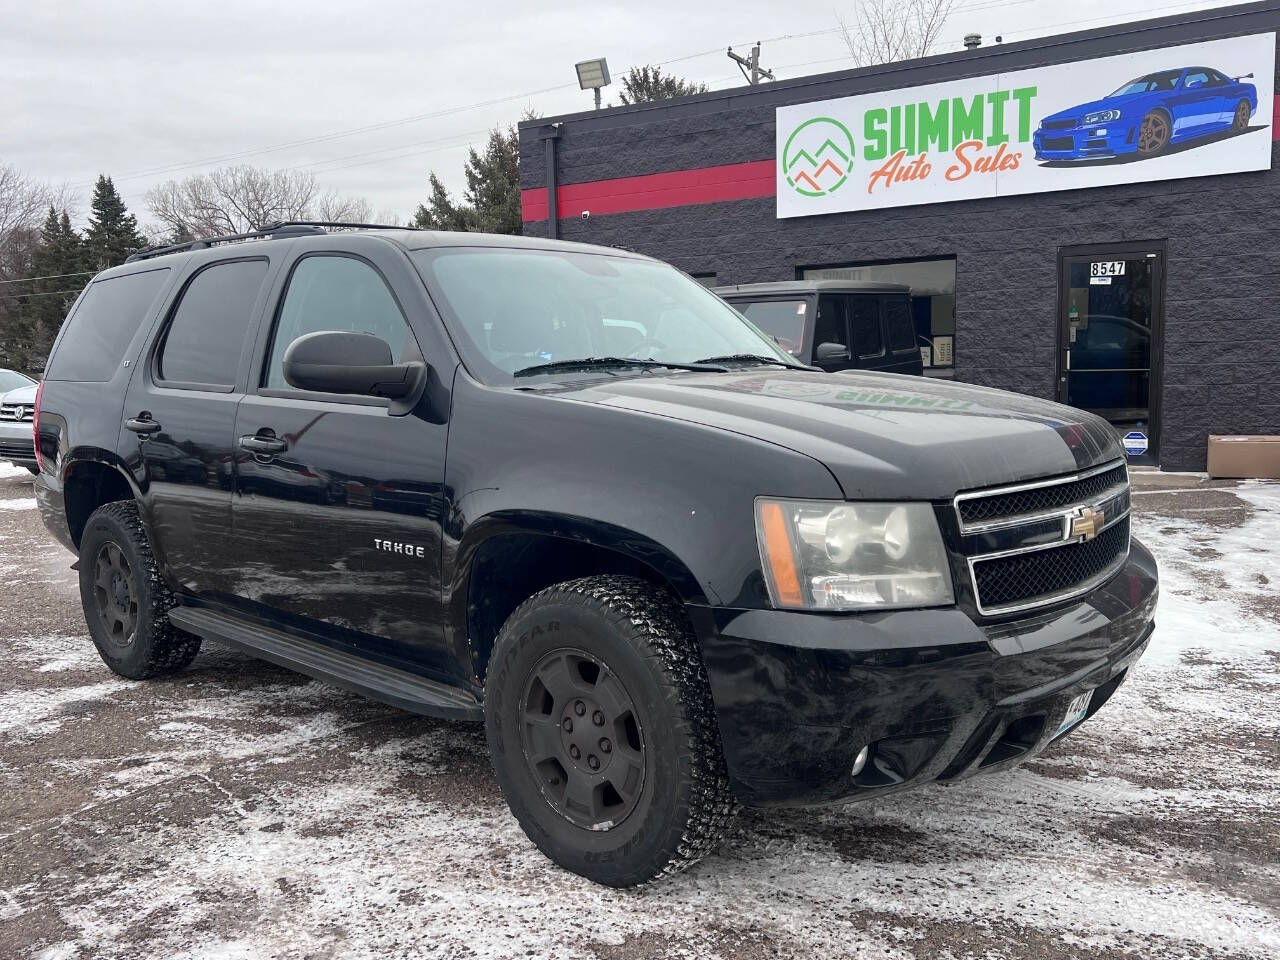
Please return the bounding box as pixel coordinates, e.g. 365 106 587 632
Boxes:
78 500 201 679
484 575 739 887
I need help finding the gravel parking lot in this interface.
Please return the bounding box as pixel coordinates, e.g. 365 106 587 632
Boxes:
1 463 1277 960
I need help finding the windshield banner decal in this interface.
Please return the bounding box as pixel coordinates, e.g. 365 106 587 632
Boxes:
776 32 1275 218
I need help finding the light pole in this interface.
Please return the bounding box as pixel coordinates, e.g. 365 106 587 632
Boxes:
575 58 611 110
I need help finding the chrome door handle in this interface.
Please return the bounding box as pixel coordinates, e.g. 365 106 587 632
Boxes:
238 435 288 454
125 415 161 435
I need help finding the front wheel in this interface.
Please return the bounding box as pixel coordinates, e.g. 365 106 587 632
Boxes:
1137 110 1170 155
78 500 201 679
484 576 738 887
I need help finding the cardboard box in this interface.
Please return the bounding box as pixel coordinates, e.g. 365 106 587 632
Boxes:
1207 435 1280 479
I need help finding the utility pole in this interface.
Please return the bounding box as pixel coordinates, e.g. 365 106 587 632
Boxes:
727 42 774 85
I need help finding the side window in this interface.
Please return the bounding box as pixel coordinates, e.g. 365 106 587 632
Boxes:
884 299 917 352
44 268 171 383
813 296 848 350
848 297 884 358
265 256 415 391
157 259 269 387
1184 70 1211 89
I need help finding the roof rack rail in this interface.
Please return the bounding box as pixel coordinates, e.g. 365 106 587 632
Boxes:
125 220 419 263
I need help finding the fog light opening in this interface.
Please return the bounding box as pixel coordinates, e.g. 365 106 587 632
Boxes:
851 745 871 777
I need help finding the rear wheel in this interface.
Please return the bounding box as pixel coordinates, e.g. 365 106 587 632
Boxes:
78 500 200 679
484 575 738 887
1137 110 1170 155
1233 99 1251 131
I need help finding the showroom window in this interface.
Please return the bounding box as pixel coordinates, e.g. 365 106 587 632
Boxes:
801 258 957 373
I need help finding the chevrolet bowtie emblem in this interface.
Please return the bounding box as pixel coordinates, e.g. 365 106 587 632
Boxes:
1070 506 1104 542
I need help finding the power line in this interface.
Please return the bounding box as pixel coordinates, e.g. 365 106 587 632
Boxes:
68 0 1205 199
0 270 95 287
0 286 84 302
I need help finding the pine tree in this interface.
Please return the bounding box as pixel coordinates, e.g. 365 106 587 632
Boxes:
413 125 522 235
82 175 146 270
27 207 84 370
413 173 474 232
616 66 707 105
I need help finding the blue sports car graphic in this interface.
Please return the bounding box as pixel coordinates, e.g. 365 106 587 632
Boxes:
1034 66 1260 161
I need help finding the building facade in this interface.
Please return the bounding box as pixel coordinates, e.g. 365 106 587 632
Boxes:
519 1 1280 471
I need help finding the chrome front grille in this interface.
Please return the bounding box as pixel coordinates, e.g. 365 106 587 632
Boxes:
955 460 1131 616
0 402 33 422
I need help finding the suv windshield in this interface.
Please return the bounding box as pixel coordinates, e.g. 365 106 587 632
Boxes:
732 300 807 357
412 248 798 381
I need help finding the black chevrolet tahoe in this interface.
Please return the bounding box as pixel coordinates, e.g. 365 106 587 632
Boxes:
33 222 1157 887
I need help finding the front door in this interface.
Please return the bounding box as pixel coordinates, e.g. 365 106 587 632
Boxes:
1057 245 1164 466
230 247 452 679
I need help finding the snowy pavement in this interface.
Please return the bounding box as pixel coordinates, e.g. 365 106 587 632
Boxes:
0 461 1277 959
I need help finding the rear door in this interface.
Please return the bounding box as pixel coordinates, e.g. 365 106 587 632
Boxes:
121 255 276 598
1175 68 1225 135
229 239 453 678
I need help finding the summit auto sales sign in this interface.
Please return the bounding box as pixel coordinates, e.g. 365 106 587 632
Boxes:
776 32 1275 218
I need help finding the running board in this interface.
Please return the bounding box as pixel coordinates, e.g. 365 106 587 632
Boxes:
168 606 481 721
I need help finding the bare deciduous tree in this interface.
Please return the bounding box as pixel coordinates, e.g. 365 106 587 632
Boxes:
312 191 374 224
838 0 956 67
145 165 375 239
0 163 63 257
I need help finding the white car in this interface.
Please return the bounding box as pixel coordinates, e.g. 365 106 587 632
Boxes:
0 370 38 473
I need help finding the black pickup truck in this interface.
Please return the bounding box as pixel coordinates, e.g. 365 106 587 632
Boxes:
33 222 1157 887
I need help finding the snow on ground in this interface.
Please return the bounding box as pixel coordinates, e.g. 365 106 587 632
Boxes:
0 498 36 511
0 470 1277 959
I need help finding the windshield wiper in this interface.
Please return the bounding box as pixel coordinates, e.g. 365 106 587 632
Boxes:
694 353 813 369
513 356 728 378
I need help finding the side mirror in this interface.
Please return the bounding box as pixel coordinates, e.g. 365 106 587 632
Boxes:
1185 78 1203 89
814 341 851 364
282 331 423 400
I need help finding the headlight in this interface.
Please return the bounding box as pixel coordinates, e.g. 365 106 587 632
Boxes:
755 499 954 611
1083 109 1121 125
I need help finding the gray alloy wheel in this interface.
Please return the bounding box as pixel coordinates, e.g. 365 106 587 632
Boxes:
1137 111 1170 155
1234 100 1251 131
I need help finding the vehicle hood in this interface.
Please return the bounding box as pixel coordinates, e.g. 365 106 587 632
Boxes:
1041 92 1152 124
0 383 37 405
544 370 1123 500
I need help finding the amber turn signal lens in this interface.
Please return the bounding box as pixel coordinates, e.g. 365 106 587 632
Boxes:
757 500 804 608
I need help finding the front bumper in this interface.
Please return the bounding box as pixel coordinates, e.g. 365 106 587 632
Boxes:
1033 123 1136 160
0 419 36 467
690 539 1158 806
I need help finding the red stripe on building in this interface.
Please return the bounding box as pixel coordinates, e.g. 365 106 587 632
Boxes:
1273 94 1280 140
522 159 776 222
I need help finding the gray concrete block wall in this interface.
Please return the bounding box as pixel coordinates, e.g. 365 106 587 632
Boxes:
521 6 1280 471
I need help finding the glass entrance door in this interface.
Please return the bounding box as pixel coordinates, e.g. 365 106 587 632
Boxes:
1058 247 1164 465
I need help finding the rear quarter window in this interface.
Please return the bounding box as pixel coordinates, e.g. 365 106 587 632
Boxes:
44 268 171 382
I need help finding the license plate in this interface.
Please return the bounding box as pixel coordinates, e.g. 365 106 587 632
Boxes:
1055 690 1093 738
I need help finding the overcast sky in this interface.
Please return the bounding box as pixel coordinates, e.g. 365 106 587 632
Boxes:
2 0 1241 228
